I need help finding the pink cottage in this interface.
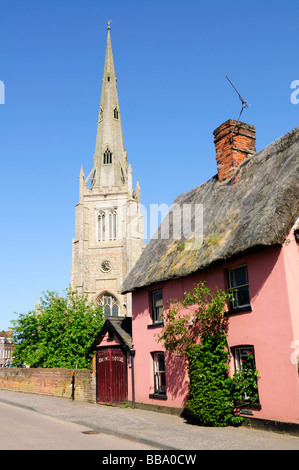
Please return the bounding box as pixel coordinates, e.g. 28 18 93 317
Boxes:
121 120 299 429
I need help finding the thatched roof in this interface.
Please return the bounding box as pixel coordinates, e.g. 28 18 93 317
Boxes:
122 125 299 293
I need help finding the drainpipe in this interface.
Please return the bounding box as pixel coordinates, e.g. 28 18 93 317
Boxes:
130 348 136 408
71 370 75 401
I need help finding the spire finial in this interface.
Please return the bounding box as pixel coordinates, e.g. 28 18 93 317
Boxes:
107 19 111 31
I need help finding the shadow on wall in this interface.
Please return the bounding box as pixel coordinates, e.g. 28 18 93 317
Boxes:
165 351 189 407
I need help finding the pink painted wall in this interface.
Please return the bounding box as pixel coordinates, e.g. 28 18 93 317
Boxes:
131 234 299 423
131 287 188 409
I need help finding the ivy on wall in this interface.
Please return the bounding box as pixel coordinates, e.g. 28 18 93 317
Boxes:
157 281 259 427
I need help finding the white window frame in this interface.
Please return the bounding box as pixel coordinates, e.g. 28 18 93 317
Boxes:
152 290 163 324
153 352 166 395
228 264 251 310
233 346 257 401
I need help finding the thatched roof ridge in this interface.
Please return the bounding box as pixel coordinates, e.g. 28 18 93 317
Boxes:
122 125 299 293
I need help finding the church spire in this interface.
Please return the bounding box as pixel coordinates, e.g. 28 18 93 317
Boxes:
92 22 127 189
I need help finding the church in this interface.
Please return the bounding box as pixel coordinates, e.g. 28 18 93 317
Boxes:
70 24 144 319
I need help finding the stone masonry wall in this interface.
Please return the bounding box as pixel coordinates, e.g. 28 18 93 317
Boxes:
0 368 97 403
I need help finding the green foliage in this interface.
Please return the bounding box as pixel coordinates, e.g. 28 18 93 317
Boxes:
157 281 233 355
11 289 104 369
157 281 258 427
232 351 259 406
185 335 243 427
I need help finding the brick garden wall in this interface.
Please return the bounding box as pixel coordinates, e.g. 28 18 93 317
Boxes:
0 368 97 403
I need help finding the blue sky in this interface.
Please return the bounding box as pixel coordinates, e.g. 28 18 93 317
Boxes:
0 0 298 330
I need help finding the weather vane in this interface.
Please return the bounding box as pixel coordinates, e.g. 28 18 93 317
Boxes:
225 75 250 143
107 19 111 30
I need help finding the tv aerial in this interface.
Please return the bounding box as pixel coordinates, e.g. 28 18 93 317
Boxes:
225 75 250 142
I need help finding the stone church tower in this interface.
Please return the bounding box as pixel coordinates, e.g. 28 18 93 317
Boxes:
70 25 144 317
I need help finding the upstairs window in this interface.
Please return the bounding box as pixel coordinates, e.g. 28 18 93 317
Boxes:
103 148 112 165
228 265 251 311
114 107 119 119
152 290 163 324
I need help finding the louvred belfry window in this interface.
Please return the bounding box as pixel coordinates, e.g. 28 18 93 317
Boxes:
98 209 117 241
103 148 112 164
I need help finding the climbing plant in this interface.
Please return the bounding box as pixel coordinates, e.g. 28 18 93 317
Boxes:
157 281 258 427
232 351 260 406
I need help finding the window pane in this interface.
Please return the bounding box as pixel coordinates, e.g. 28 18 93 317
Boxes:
153 290 163 307
112 304 119 317
154 353 166 394
152 290 163 323
104 304 110 317
109 212 112 239
229 266 250 309
231 266 248 287
102 214 106 239
236 286 250 307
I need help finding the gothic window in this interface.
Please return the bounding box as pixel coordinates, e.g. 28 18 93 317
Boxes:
98 294 119 318
108 209 117 240
98 211 106 240
98 209 117 241
103 148 112 164
114 107 119 119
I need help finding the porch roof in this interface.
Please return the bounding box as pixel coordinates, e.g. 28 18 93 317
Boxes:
89 316 132 352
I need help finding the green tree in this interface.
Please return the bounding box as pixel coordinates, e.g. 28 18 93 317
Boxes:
11 289 104 369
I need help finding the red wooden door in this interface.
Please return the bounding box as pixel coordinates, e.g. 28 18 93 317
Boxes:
96 348 127 403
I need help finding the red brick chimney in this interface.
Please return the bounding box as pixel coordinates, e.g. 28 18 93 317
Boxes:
213 120 256 182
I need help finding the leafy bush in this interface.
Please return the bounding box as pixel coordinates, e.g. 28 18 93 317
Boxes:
11 289 104 369
185 334 243 427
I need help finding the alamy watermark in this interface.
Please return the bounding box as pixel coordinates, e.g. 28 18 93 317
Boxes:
290 80 299 104
0 81 5 104
126 202 203 251
100 200 203 251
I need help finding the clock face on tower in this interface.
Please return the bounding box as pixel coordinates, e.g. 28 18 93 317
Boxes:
101 260 112 273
